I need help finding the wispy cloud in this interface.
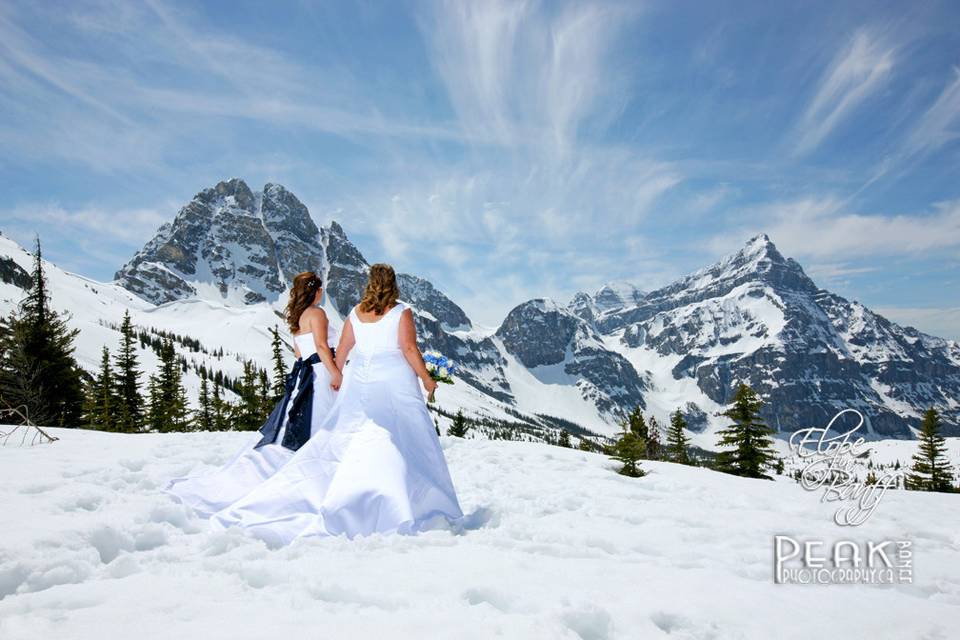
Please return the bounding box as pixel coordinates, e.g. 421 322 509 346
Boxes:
2 202 170 243
419 0 636 155
708 196 960 260
904 67 960 157
1 1 958 331
793 29 895 156
873 306 960 341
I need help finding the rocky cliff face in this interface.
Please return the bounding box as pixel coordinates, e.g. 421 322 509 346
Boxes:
116 180 960 437
497 299 648 416
574 235 960 436
116 179 318 305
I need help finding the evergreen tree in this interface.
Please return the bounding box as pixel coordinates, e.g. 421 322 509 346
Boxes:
0 238 83 425
557 429 572 448
234 361 261 431
905 409 954 492
578 438 594 452
646 416 662 460
257 368 272 422
211 382 231 432
447 409 469 437
146 374 162 431
666 409 691 465
196 369 214 432
270 326 287 400
715 384 777 479
169 379 192 432
611 421 646 478
147 338 191 432
627 405 647 440
113 310 143 432
83 346 117 430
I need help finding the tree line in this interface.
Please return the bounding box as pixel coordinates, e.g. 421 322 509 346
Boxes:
607 382 958 493
85 316 288 433
0 239 289 434
1 239 956 494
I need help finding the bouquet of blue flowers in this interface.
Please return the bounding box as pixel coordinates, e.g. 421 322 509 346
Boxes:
422 350 455 403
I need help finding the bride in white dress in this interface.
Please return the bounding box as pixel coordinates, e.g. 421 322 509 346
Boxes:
165 272 341 516
211 263 464 544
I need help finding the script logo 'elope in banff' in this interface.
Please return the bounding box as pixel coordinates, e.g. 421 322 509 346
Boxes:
773 410 913 586
790 409 901 526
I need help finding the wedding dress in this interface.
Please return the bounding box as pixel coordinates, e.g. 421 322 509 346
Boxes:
165 325 337 516
210 302 463 544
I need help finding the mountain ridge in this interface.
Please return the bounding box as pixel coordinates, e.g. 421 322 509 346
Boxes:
4 179 958 439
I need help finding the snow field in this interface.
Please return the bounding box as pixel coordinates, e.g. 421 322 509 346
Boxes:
1 428 959 639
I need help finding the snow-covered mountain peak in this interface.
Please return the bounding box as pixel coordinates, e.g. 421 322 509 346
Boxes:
116 179 327 305
593 281 645 311
197 178 257 214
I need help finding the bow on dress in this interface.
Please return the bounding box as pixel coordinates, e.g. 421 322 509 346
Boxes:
254 352 326 452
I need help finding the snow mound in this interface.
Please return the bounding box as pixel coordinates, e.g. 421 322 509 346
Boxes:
1 429 959 639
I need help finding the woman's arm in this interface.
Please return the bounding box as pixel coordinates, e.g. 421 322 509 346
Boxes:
307 308 342 389
335 317 355 371
399 308 438 395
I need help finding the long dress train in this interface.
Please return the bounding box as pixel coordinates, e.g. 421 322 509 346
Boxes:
165 329 337 516
211 302 463 544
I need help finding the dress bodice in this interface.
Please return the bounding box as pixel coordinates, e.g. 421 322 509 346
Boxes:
293 332 318 358
349 303 405 356
293 310 338 357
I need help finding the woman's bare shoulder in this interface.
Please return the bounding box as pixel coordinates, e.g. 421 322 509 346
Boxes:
302 306 326 318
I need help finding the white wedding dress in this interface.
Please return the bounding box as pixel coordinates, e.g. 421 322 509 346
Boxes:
165 325 338 517
211 302 463 544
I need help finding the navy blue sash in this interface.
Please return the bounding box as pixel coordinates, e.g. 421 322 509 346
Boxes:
254 351 325 452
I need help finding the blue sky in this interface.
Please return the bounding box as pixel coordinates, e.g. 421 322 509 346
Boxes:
1 0 958 338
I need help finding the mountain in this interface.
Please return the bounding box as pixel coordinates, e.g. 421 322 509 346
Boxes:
496 298 648 416
577 234 960 437
4 180 959 440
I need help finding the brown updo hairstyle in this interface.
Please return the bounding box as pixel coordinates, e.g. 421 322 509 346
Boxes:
359 263 400 316
286 271 322 334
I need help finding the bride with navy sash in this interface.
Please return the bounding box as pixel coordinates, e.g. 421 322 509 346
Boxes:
211 263 464 544
165 272 341 516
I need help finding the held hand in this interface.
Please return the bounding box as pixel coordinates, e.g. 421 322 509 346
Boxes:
330 370 343 391
423 376 438 396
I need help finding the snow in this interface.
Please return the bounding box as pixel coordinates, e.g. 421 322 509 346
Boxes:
1 428 959 639
494 338 611 434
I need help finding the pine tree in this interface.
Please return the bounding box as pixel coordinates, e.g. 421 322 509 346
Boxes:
146 374 162 431
611 421 646 478
627 405 647 440
0 238 83 426
211 382 230 432
666 409 691 465
113 310 143 432
257 368 271 422
905 408 954 492
558 429 572 448
169 379 192 432
235 361 261 431
715 384 777 479
196 369 214 432
270 326 287 401
147 338 191 432
82 346 117 430
447 409 469 437
646 416 662 460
